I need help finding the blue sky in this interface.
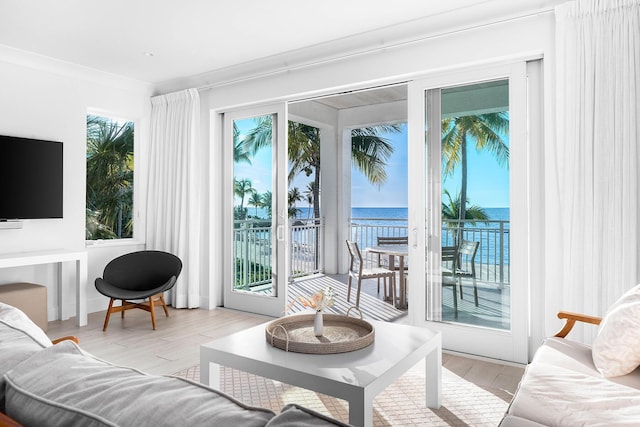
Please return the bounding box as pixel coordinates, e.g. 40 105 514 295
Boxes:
234 119 510 210
352 124 510 208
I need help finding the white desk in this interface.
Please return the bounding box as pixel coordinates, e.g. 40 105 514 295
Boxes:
201 319 441 427
0 249 88 326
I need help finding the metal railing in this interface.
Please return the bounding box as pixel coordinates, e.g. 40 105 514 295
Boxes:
350 218 510 284
234 218 324 290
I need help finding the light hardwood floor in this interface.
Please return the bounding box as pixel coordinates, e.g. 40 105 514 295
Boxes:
46 306 524 394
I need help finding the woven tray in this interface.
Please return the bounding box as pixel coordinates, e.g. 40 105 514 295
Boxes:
265 311 375 354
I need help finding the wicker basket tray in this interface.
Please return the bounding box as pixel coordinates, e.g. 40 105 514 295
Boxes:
265 311 375 354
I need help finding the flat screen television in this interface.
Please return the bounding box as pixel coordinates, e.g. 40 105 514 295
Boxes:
0 135 63 220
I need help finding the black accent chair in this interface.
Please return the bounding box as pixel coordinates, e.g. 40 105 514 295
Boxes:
95 250 182 331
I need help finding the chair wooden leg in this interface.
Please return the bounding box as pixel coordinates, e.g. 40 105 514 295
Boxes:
473 277 478 306
347 276 353 302
159 294 170 317
355 277 362 308
390 275 396 308
103 298 115 332
121 300 125 318
452 285 458 319
149 296 157 330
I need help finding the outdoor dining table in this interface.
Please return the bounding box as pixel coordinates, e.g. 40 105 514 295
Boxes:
366 244 409 308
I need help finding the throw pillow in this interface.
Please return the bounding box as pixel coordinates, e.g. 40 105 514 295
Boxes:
592 284 640 377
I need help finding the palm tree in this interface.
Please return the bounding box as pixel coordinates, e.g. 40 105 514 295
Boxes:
241 118 401 220
233 122 251 164
86 115 134 239
441 112 509 237
351 124 401 186
248 192 263 218
304 182 315 219
288 187 303 218
261 191 273 218
442 189 488 223
233 177 255 213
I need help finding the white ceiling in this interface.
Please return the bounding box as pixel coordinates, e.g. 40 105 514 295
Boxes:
0 0 561 86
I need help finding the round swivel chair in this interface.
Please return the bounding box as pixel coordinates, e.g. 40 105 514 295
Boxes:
95 250 182 331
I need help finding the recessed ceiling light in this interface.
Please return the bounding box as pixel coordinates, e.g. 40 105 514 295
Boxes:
144 52 155 57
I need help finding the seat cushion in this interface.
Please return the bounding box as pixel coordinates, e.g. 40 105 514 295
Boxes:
0 302 52 412
3 341 275 427
507 338 640 426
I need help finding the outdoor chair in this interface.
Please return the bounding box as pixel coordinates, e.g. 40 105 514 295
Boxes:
346 240 397 308
375 235 408 297
451 241 480 306
95 250 182 331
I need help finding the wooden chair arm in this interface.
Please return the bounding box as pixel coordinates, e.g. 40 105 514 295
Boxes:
51 335 79 345
554 311 602 338
0 411 23 427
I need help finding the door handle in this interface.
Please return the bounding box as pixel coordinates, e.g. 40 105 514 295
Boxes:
412 228 418 248
276 225 284 241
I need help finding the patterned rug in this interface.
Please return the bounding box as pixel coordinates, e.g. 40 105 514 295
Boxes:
173 361 513 426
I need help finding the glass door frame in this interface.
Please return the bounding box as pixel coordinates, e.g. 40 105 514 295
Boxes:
222 103 289 317
407 62 529 363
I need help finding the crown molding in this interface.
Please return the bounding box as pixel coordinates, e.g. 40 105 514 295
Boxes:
0 44 153 94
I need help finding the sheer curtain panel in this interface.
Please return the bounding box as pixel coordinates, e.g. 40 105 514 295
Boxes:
147 88 201 308
551 0 640 341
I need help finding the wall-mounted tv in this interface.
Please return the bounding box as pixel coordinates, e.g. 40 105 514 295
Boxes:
0 135 63 220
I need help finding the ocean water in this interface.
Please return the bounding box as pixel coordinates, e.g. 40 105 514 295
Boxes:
295 206 510 222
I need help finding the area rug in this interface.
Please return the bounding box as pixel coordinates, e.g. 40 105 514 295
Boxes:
173 362 513 426
288 275 407 323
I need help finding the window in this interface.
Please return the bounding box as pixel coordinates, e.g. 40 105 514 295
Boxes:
86 114 134 240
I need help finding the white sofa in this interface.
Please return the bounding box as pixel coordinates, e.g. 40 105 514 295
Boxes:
0 302 350 427
501 310 640 426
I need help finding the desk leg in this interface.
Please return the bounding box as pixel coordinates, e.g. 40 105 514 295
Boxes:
75 256 88 327
348 391 372 427
57 262 65 321
425 342 442 409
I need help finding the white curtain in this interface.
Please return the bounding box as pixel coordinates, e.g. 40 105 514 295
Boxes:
551 0 640 341
147 89 201 308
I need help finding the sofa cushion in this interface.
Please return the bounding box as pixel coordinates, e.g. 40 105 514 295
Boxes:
592 284 640 377
4 341 275 427
507 339 640 426
0 302 52 412
267 404 351 427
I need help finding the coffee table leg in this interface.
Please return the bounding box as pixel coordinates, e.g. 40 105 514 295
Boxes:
348 392 372 427
200 360 221 388
425 345 442 409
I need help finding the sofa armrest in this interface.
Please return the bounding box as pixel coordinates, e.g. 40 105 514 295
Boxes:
554 311 602 338
0 411 23 427
51 336 79 345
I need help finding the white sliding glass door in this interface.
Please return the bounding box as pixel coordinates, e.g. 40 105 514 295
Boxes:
408 63 531 363
223 103 289 317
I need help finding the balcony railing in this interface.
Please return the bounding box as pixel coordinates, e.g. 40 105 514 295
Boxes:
234 216 510 290
234 218 324 291
350 218 510 285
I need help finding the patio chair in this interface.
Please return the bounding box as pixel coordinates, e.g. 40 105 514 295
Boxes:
95 250 183 331
375 235 408 297
453 241 480 306
346 240 397 308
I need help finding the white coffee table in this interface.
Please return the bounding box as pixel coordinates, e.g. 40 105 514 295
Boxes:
200 318 441 427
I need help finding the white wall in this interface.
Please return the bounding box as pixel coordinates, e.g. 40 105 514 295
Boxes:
0 47 152 319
